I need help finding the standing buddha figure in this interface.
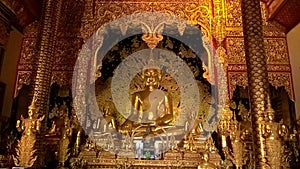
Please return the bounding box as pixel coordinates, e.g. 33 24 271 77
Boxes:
58 117 72 167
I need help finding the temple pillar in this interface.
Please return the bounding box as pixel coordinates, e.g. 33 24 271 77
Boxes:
31 0 62 167
241 0 270 168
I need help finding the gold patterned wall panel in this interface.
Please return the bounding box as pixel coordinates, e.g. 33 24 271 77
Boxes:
225 0 243 27
57 0 85 37
18 38 37 70
15 21 39 96
264 38 289 64
225 38 246 64
226 37 290 65
81 1 212 41
228 72 248 99
51 71 74 87
228 72 294 100
225 29 293 99
267 65 290 72
53 38 83 71
225 0 243 37
15 0 84 93
268 72 294 99
227 65 290 72
225 1 285 37
260 2 285 37
14 71 33 97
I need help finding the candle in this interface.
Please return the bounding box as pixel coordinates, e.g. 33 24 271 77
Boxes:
221 135 227 147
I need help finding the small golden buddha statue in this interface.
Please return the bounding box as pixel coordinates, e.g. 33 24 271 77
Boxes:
185 113 203 138
84 138 95 151
198 153 216 169
48 121 58 135
58 117 72 166
263 111 282 140
120 67 175 136
49 103 58 119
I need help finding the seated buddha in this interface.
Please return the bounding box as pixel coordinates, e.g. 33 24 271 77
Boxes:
120 67 176 136
198 153 216 169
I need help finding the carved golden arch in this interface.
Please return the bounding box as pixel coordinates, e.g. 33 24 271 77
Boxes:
89 11 215 82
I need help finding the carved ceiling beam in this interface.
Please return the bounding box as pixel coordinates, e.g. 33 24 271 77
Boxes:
263 0 300 32
1 0 42 30
0 1 20 32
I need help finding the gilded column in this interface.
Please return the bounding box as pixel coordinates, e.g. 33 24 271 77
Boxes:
241 0 269 168
31 0 62 167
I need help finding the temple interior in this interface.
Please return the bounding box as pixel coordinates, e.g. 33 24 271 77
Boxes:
1 0 300 168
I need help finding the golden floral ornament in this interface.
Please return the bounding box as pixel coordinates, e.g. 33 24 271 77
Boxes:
142 33 163 49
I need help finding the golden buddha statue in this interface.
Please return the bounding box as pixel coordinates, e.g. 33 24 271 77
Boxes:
48 121 58 135
120 68 175 136
198 153 216 169
58 117 72 167
58 101 69 118
49 103 58 119
185 113 203 137
183 113 203 151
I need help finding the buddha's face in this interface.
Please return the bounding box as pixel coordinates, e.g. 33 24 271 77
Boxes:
143 68 161 87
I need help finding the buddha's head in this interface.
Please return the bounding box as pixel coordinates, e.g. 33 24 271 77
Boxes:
142 68 162 88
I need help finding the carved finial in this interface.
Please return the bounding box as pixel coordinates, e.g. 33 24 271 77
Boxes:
142 33 163 49
266 94 275 122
